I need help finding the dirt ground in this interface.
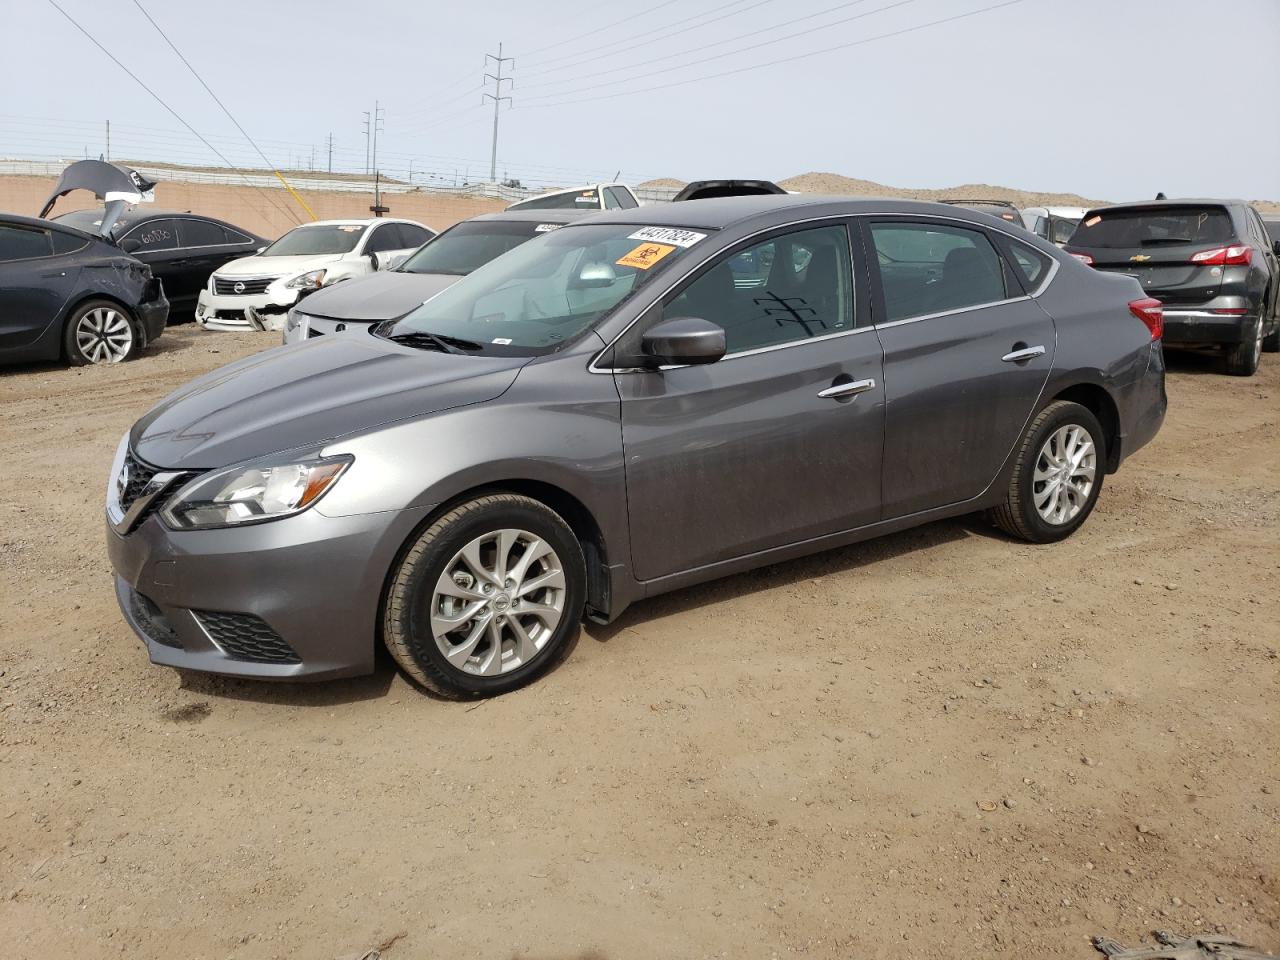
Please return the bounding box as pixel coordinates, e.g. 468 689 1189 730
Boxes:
0 326 1276 960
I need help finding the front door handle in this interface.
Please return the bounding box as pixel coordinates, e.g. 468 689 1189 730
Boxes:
818 377 876 400
1001 345 1046 363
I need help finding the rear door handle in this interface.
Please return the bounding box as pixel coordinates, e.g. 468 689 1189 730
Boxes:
1001 345 1046 363
818 377 876 400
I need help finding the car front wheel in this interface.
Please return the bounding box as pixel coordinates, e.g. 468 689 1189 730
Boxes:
987 400 1106 544
64 300 142 366
383 494 586 698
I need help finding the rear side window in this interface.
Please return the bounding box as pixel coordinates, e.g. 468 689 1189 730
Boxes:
869 222 1008 322
178 218 228 246
226 228 256 245
51 230 89 255
1069 206 1233 249
0 224 53 261
1003 238 1053 291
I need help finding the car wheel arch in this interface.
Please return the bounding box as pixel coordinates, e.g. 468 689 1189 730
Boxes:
1049 382 1121 473
379 478 613 630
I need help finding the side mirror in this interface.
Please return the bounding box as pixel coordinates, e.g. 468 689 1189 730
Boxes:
120 238 141 253
640 316 726 366
368 251 382 270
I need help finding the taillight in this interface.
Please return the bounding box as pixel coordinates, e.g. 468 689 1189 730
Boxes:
1189 244 1252 265
1070 252 1094 266
1129 298 1163 340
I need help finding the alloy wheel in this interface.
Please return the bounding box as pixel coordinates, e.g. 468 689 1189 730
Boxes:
75 307 133 363
1032 424 1096 525
430 528 567 676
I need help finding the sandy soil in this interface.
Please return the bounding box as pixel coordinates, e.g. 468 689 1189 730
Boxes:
0 327 1277 960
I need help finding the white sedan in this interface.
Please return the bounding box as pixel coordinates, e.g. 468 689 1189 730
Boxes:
196 218 434 331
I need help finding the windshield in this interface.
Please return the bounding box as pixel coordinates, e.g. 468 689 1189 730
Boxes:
1068 206 1233 249
512 189 600 211
398 220 554 276
261 224 366 256
381 223 708 356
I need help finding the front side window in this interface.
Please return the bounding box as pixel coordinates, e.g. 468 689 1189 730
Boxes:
0 224 53 262
398 220 550 276
383 223 704 355
260 224 366 256
1049 217 1077 245
664 224 853 354
869 221 1008 322
124 218 179 251
363 225 404 254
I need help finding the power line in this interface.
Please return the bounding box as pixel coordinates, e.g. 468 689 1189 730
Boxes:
521 0 1026 110
522 0 780 79
43 0 301 227
522 0 684 57
128 0 302 223
520 0 906 92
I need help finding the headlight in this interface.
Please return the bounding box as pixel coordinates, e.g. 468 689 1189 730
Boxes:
161 456 352 530
286 269 327 290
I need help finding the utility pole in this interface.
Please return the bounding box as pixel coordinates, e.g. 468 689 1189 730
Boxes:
326 133 333 174
483 43 514 183
105 120 110 161
370 101 384 179
362 111 371 174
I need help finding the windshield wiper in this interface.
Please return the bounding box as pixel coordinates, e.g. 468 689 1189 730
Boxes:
386 331 483 354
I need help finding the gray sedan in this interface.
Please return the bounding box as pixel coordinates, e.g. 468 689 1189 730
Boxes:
106 196 1167 697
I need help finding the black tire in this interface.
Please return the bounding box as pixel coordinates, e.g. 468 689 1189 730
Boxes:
1222 317 1262 376
63 299 144 366
986 400 1106 544
1262 316 1280 353
383 494 586 698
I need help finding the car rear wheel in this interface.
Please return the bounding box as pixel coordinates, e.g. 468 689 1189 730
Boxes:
987 400 1105 544
64 300 142 366
383 494 586 698
1223 318 1262 376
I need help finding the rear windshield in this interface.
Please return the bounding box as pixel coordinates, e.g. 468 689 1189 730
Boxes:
261 224 366 256
1068 206 1233 249
511 189 600 210
398 219 550 276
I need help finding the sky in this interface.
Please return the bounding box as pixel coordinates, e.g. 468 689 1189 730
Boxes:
2 0 1278 200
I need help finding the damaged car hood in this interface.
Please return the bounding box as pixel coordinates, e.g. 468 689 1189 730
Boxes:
294 270 461 322
131 335 528 469
213 253 345 279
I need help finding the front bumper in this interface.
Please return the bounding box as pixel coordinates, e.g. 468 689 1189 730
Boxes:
106 503 432 681
196 286 300 332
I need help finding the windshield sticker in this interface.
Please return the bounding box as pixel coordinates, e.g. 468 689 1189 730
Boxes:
617 242 676 270
1084 215 1102 227
534 223 561 232
627 227 707 248
492 337 512 345
337 225 362 232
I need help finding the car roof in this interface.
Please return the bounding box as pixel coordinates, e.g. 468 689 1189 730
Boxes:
295 218 423 228
55 206 193 224
1083 198 1246 214
466 208 602 224
555 194 1032 232
0 211 98 236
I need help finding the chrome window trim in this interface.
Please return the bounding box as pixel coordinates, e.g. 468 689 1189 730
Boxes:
873 295 1032 330
588 211 1063 373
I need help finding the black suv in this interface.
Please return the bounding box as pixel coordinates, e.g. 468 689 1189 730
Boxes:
1065 200 1280 376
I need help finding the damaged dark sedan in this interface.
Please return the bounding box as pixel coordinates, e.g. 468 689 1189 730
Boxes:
0 213 168 366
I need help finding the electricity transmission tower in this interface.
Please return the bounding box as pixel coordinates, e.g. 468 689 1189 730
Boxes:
483 44 514 183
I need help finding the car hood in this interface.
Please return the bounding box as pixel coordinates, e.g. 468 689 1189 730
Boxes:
213 253 345 279
131 335 527 469
298 270 461 322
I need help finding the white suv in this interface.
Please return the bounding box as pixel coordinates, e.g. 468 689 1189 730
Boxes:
196 218 434 331
506 183 639 212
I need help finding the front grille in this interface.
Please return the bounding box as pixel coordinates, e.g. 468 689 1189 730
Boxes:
129 590 183 649
213 277 274 296
117 450 195 528
194 610 301 664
